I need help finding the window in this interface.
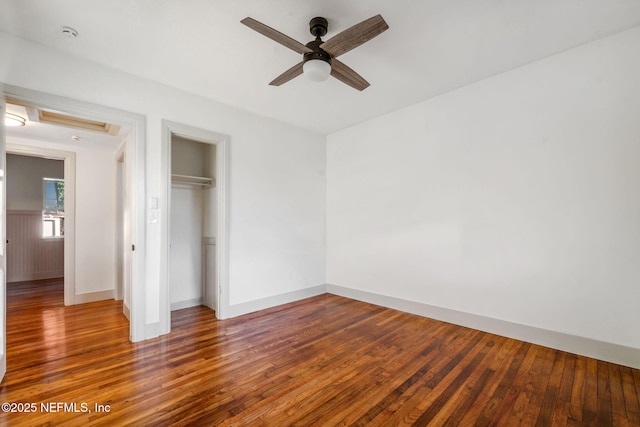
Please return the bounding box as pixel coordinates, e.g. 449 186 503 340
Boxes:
43 178 64 238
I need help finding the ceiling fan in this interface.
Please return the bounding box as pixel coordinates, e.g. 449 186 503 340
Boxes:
241 14 389 91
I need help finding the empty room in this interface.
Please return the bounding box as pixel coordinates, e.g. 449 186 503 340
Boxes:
1 1 639 425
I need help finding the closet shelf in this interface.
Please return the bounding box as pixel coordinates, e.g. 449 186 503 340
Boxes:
171 174 215 187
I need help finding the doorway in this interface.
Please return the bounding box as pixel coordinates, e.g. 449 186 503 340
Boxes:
5 154 65 291
1 84 146 343
5 146 76 305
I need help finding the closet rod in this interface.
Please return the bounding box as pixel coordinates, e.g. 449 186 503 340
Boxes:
171 173 215 187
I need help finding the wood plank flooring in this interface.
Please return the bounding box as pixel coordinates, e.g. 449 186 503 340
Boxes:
1 279 639 426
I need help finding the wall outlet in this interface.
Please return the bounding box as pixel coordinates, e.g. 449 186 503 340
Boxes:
148 209 159 224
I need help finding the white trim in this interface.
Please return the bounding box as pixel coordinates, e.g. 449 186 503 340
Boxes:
2 84 146 342
145 322 161 340
114 143 125 303
161 120 230 335
226 285 327 318
327 284 640 370
6 144 76 306
59 152 75 305
171 298 203 311
113 139 131 307
74 289 114 304
1 99 7 382
214 130 230 320
123 303 130 321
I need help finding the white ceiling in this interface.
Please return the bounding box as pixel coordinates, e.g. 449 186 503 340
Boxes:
2 0 640 134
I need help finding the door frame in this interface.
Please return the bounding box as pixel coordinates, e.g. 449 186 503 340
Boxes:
114 141 129 306
1 84 147 342
1 96 7 381
161 120 230 334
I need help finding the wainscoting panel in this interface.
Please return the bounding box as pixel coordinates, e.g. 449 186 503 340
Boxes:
6 210 64 283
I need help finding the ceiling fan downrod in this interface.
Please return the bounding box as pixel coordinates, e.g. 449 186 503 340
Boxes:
304 17 331 65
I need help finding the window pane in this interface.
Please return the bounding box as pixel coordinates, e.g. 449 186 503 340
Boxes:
44 180 64 211
43 179 65 237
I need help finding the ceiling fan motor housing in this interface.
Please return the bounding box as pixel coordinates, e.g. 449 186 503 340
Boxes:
309 17 328 38
304 40 331 64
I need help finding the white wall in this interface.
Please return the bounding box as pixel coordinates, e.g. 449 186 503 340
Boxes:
0 30 326 331
327 27 640 354
228 127 326 305
171 136 213 178
7 136 119 296
170 186 204 308
171 136 217 237
6 154 64 209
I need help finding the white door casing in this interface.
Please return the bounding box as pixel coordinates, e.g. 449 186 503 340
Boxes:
0 96 8 382
115 140 133 319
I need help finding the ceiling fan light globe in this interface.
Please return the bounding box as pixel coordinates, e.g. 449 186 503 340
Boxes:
303 59 331 82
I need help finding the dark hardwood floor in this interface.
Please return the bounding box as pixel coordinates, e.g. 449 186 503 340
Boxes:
0 279 639 426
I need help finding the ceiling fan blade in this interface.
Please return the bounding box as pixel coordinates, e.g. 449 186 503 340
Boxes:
241 17 312 54
320 14 389 58
330 59 370 91
269 62 304 86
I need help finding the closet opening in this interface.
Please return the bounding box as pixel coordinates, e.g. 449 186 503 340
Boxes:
169 134 218 315
161 119 229 333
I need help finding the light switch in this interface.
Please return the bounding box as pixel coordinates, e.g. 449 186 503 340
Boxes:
149 196 159 209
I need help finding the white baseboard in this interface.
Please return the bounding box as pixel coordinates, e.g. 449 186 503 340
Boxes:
171 298 202 311
123 303 131 321
327 284 640 370
226 285 326 318
74 289 114 304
